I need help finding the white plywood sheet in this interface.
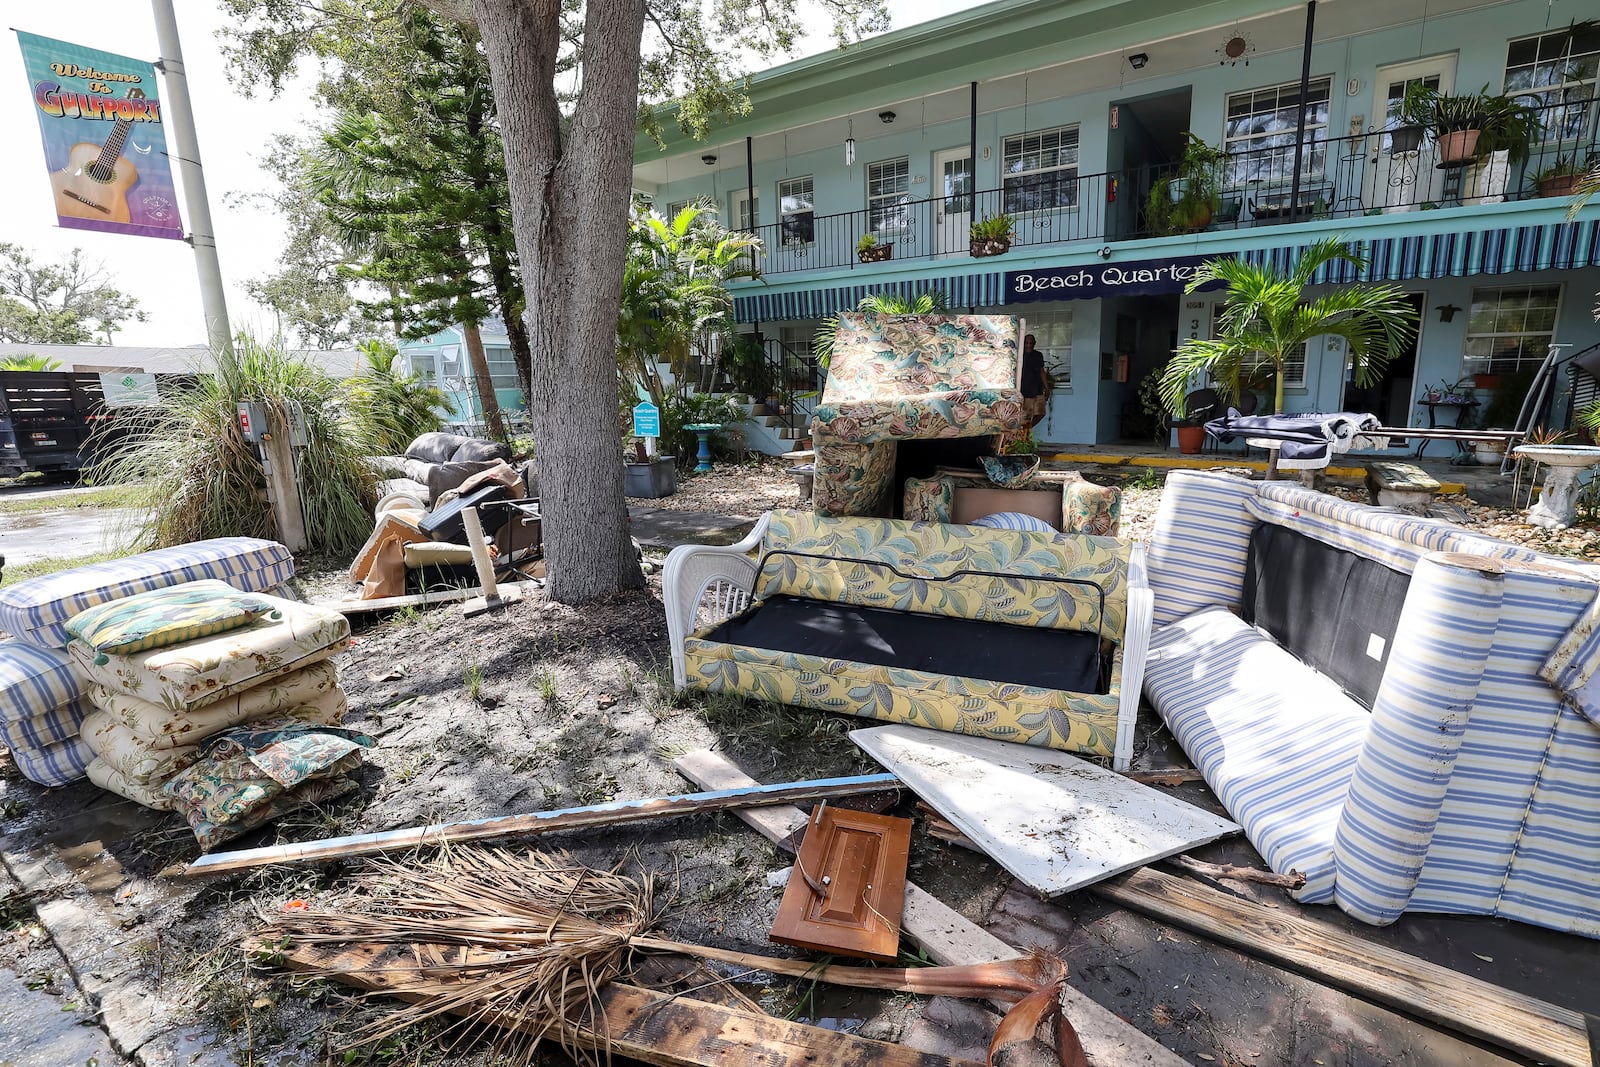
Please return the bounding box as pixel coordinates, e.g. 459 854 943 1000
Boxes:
851 725 1240 897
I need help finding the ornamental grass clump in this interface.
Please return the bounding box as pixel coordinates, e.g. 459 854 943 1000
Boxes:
89 334 378 556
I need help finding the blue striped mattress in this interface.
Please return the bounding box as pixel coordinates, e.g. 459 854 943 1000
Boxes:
0 538 294 649
9 733 94 787
1144 472 1600 937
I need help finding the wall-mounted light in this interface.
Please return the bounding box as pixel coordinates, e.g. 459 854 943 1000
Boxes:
878 110 896 124
701 154 717 165
1436 304 1462 323
1097 246 1113 259
1127 52 1148 70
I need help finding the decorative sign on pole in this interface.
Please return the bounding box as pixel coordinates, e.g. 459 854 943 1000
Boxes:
632 401 661 439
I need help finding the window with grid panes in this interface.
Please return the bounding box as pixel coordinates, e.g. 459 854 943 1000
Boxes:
1002 125 1079 213
1222 77 1331 187
1024 309 1073 386
867 157 911 237
1210 301 1305 388
1504 27 1600 142
1462 285 1562 375
778 176 814 245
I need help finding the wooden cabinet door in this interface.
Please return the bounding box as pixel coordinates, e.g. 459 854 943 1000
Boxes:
769 805 911 963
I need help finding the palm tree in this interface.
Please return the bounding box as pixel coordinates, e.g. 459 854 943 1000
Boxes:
812 289 951 369
0 354 63 372
1159 237 1417 418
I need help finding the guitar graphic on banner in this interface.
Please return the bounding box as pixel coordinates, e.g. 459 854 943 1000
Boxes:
50 88 145 224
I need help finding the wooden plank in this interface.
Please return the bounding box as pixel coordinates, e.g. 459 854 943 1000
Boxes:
325 580 538 616
672 750 1190 1067
852 725 1240 898
271 938 979 1067
770 806 911 962
183 773 899 877
1094 867 1591 1067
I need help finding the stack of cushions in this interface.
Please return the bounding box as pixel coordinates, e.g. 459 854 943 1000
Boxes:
62 580 352 809
0 537 294 786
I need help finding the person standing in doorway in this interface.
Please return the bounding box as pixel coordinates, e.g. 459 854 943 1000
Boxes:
1020 333 1049 430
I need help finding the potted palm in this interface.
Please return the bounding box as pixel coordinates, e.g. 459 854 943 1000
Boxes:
856 233 893 263
1146 133 1225 235
969 214 1014 257
1158 236 1418 475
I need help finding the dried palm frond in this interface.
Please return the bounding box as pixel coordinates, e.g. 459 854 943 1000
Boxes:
261 846 1086 1067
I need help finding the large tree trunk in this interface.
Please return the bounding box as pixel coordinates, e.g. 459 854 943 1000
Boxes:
474 0 645 603
460 320 507 440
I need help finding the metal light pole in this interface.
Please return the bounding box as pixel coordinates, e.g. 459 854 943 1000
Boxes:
150 0 232 354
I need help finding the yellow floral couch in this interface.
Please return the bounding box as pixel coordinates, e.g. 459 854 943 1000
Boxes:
812 313 1027 517
663 509 1151 770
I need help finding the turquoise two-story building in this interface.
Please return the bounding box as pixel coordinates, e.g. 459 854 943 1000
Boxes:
633 0 1600 447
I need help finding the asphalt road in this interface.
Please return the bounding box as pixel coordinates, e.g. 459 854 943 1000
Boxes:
0 484 145 569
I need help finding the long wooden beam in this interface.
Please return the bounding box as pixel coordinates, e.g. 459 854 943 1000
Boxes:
183 773 899 878
672 749 1189 1067
271 938 980 1067
1094 867 1591 1067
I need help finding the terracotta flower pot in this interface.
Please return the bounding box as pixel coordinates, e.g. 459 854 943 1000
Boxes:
1437 128 1480 166
1537 174 1583 198
1176 424 1206 455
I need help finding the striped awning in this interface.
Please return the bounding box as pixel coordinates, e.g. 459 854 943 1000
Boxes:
1242 219 1600 283
736 219 1600 322
733 270 1005 323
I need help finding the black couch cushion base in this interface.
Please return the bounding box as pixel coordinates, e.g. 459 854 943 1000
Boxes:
703 594 1107 694
1241 522 1410 709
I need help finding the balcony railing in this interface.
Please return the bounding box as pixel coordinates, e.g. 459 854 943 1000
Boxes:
737 101 1598 278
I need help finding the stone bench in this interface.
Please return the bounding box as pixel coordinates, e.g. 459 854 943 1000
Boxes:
1365 461 1441 508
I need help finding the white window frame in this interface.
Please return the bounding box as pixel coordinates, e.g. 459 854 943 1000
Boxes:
778 176 814 246
1503 27 1600 143
1222 76 1332 189
1002 124 1080 215
1461 284 1564 376
866 157 912 239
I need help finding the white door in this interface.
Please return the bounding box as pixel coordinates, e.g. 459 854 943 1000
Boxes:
933 147 973 257
1369 56 1456 212
731 189 762 272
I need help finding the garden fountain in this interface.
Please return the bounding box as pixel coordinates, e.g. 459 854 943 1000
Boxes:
1514 444 1600 530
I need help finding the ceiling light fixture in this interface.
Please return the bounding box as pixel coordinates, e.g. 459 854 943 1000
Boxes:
1127 52 1148 70
701 154 717 165
878 110 896 124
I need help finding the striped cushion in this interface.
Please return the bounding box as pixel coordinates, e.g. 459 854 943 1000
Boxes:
0 538 294 649
1143 607 1371 901
6 733 94 786
0 699 88 750
0 640 80 722
970 511 1058 533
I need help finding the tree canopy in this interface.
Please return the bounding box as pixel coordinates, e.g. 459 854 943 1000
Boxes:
0 243 148 345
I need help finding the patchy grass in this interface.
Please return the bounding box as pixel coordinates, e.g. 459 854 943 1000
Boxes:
0 485 133 514
1 548 135 587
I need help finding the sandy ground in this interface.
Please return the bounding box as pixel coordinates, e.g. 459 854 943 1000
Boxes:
1 464 1597 1065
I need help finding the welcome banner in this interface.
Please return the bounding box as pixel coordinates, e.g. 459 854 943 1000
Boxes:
16 31 183 239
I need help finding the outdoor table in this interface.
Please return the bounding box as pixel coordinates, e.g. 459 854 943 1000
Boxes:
684 423 721 473
1415 398 1478 457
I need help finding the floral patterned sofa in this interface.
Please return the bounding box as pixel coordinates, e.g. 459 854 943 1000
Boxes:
664 509 1152 770
811 313 1027 517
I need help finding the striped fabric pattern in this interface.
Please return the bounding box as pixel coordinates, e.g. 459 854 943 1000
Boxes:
734 271 1006 324
1143 607 1372 901
9 733 94 787
1331 555 1505 925
969 511 1059 533
0 640 79 722
0 538 294 649
0 699 88 750
1241 219 1600 283
1144 472 1258 627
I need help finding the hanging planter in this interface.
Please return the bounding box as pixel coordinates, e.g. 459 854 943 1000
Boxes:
969 214 1015 258
856 235 893 263
1389 124 1424 153
970 237 1012 258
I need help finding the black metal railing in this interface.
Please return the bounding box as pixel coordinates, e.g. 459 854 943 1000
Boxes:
736 100 1598 277
759 337 819 440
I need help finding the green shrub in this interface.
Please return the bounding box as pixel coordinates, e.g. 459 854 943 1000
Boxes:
344 339 447 454
88 335 379 556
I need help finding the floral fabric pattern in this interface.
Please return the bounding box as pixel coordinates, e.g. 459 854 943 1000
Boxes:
811 314 1026 518
68 595 350 712
161 718 372 850
749 510 1129 638
86 661 340 749
683 637 1122 758
901 478 954 524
